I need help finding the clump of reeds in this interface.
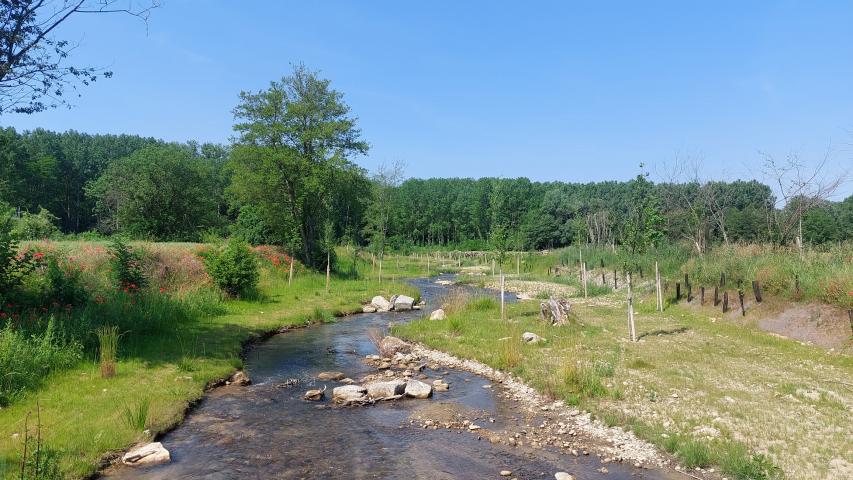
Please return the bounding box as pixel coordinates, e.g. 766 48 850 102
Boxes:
96 326 119 378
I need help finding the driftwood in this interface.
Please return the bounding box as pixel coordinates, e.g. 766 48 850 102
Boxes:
539 298 571 326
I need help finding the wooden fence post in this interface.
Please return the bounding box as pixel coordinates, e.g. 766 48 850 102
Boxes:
326 252 331 293
720 272 726 288
627 271 636 342
676 282 681 301
582 262 588 298
738 280 745 316
654 261 663 312
723 291 729 313
700 286 705 305
288 256 294 286
752 281 762 303
614 270 618 289
714 285 719 306
500 271 505 321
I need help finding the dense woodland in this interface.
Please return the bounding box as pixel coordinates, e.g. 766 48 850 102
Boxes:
2 67 852 268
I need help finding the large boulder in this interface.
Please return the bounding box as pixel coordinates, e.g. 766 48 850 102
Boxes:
393 294 415 311
371 296 392 312
122 442 170 466
429 309 446 321
379 336 411 357
332 385 368 403
405 379 433 399
365 379 406 399
317 371 346 381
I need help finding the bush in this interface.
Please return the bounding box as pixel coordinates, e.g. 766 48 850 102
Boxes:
11 207 60 240
202 238 259 297
108 237 147 292
0 206 35 305
45 255 89 306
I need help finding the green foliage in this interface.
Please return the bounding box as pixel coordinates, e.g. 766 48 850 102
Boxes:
0 319 82 406
108 238 147 291
44 255 88 306
622 166 666 255
231 204 277 245
202 238 259 297
87 144 224 240
0 205 34 304
122 398 150 431
228 64 369 269
10 207 59 240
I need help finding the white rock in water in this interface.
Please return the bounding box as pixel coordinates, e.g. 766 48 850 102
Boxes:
393 294 415 311
522 332 545 344
362 305 378 313
122 442 170 466
229 370 251 386
317 371 346 381
332 385 368 403
429 309 446 321
371 295 392 312
404 379 433 399
366 379 406 399
555 473 575 480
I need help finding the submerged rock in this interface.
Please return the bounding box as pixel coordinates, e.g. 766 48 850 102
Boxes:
405 379 433 399
303 387 326 401
332 385 368 403
122 442 170 466
371 295 392 312
429 309 447 321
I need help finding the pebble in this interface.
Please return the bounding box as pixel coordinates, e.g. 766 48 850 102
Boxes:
555 473 574 480
500 470 512 476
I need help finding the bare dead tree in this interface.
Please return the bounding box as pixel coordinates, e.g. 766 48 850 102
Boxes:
0 0 160 114
657 155 711 254
761 149 848 256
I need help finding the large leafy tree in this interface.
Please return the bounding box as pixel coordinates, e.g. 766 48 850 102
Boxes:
87 144 221 240
0 0 159 114
228 64 369 268
622 165 665 254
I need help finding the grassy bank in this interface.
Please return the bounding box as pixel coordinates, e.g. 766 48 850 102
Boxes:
393 290 853 480
0 242 415 479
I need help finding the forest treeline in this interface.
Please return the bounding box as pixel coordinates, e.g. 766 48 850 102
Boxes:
2 66 851 268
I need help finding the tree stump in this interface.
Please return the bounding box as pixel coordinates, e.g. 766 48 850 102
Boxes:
540 299 571 326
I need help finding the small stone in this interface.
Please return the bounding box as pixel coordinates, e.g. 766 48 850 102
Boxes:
122 442 170 466
555 473 575 480
429 308 447 320
500 470 512 476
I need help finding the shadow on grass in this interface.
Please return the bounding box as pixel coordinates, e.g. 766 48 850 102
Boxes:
636 326 689 340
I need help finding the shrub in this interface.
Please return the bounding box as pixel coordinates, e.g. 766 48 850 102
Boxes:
0 206 35 305
11 208 60 240
45 255 88 306
202 238 259 297
108 237 147 292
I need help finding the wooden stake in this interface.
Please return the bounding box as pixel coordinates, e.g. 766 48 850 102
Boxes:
752 281 762 303
288 256 294 286
700 286 705 305
655 261 663 312
516 254 520 276
627 271 636 342
500 271 505 321
723 291 729 313
713 285 719 306
582 262 588 298
325 252 330 293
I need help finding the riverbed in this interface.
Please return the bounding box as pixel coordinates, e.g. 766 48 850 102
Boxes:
105 276 676 479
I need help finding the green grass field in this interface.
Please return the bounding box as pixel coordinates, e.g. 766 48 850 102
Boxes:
393 285 853 480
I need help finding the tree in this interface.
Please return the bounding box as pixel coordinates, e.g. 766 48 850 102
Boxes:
622 165 665 255
87 144 221 240
762 151 847 255
0 0 159 114
363 160 405 263
228 64 369 268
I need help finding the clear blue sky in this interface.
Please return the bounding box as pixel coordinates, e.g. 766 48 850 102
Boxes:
3 1 852 197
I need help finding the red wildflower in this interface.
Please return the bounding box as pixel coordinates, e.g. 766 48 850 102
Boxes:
0 312 6 319
159 287 166 293
34 252 44 260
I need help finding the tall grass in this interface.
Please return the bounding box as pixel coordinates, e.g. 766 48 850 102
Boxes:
96 326 118 379
0 319 82 406
122 398 150 432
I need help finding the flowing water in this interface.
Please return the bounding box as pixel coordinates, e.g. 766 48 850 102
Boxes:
106 276 674 479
